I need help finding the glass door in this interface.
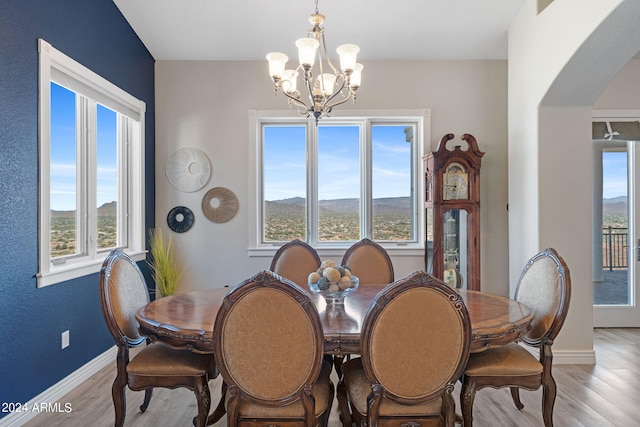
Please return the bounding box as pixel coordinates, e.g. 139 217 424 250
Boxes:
593 119 640 326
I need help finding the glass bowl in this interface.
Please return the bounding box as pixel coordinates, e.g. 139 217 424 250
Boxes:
308 275 359 305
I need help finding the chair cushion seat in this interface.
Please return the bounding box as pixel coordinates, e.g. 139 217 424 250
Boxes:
341 357 442 417
127 342 214 377
464 343 543 377
227 359 333 418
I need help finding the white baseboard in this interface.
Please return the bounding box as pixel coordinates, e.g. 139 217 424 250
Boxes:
520 342 596 365
0 346 116 427
553 349 596 365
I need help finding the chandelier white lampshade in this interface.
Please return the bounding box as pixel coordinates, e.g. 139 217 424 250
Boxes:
295 38 319 67
336 44 359 72
266 52 288 81
317 73 336 96
350 63 364 89
266 0 362 122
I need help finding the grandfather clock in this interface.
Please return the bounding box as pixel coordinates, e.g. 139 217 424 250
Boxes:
424 133 484 290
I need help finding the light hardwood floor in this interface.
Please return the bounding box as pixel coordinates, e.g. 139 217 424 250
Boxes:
24 328 640 426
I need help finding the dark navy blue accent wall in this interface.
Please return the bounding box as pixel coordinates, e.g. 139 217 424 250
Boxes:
0 0 155 412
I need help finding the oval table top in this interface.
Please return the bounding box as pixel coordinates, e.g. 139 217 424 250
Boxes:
136 284 533 355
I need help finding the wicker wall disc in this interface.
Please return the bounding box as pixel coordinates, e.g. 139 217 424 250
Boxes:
167 206 194 233
202 187 238 223
165 147 211 192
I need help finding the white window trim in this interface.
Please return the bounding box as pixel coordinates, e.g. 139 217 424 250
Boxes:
248 109 430 257
37 39 146 287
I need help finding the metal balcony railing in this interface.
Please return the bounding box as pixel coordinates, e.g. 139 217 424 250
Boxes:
603 227 628 270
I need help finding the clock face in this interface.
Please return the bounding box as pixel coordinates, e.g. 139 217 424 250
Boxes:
443 162 469 200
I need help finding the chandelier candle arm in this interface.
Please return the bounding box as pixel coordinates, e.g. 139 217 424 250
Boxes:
320 78 353 112
265 0 362 122
281 69 299 94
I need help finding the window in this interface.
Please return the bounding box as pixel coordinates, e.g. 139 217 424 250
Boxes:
251 110 427 253
38 39 145 287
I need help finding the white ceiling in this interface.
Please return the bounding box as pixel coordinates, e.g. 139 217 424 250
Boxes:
113 0 528 61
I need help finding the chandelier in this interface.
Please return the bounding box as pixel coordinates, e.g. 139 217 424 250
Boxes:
266 0 363 122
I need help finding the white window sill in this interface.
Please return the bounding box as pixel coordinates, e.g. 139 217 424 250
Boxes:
37 250 146 288
248 244 425 258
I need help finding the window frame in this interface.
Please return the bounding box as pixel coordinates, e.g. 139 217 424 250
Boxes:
37 39 146 287
249 109 429 258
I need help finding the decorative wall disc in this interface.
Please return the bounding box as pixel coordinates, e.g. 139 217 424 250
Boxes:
165 147 211 192
167 206 194 233
202 187 238 224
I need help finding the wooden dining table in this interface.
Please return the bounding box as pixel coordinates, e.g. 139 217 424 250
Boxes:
136 283 533 425
136 283 534 356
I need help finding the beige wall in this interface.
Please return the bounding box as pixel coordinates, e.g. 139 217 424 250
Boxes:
594 59 640 109
155 59 510 294
508 0 640 362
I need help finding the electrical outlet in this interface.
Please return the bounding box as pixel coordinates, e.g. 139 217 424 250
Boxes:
61 330 70 349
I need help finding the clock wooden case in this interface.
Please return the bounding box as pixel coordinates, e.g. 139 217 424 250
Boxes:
423 133 484 290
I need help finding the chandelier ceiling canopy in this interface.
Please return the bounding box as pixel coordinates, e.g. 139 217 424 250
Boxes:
266 0 362 122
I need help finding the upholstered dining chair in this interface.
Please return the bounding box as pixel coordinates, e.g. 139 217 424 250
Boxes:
99 248 217 427
336 270 471 427
460 247 571 427
270 238 321 287
212 270 334 427
336 238 395 376
341 238 394 285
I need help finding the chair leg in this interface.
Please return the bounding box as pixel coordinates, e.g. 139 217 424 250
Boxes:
140 388 153 412
442 387 457 427
336 376 353 427
333 355 345 378
460 377 477 427
111 375 127 427
320 380 335 427
206 382 227 426
510 387 524 410
192 376 211 427
541 375 557 427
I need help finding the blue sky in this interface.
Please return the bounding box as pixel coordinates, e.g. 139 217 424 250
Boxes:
603 151 627 199
50 83 76 211
263 124 411 201
50 82 118 211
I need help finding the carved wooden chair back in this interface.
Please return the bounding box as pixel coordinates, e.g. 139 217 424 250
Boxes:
337 270 471 427
212 270 334 427
341 238 394 285
270 238 321 287
100 249 149 346
100 249 216 427
516 247 571 346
